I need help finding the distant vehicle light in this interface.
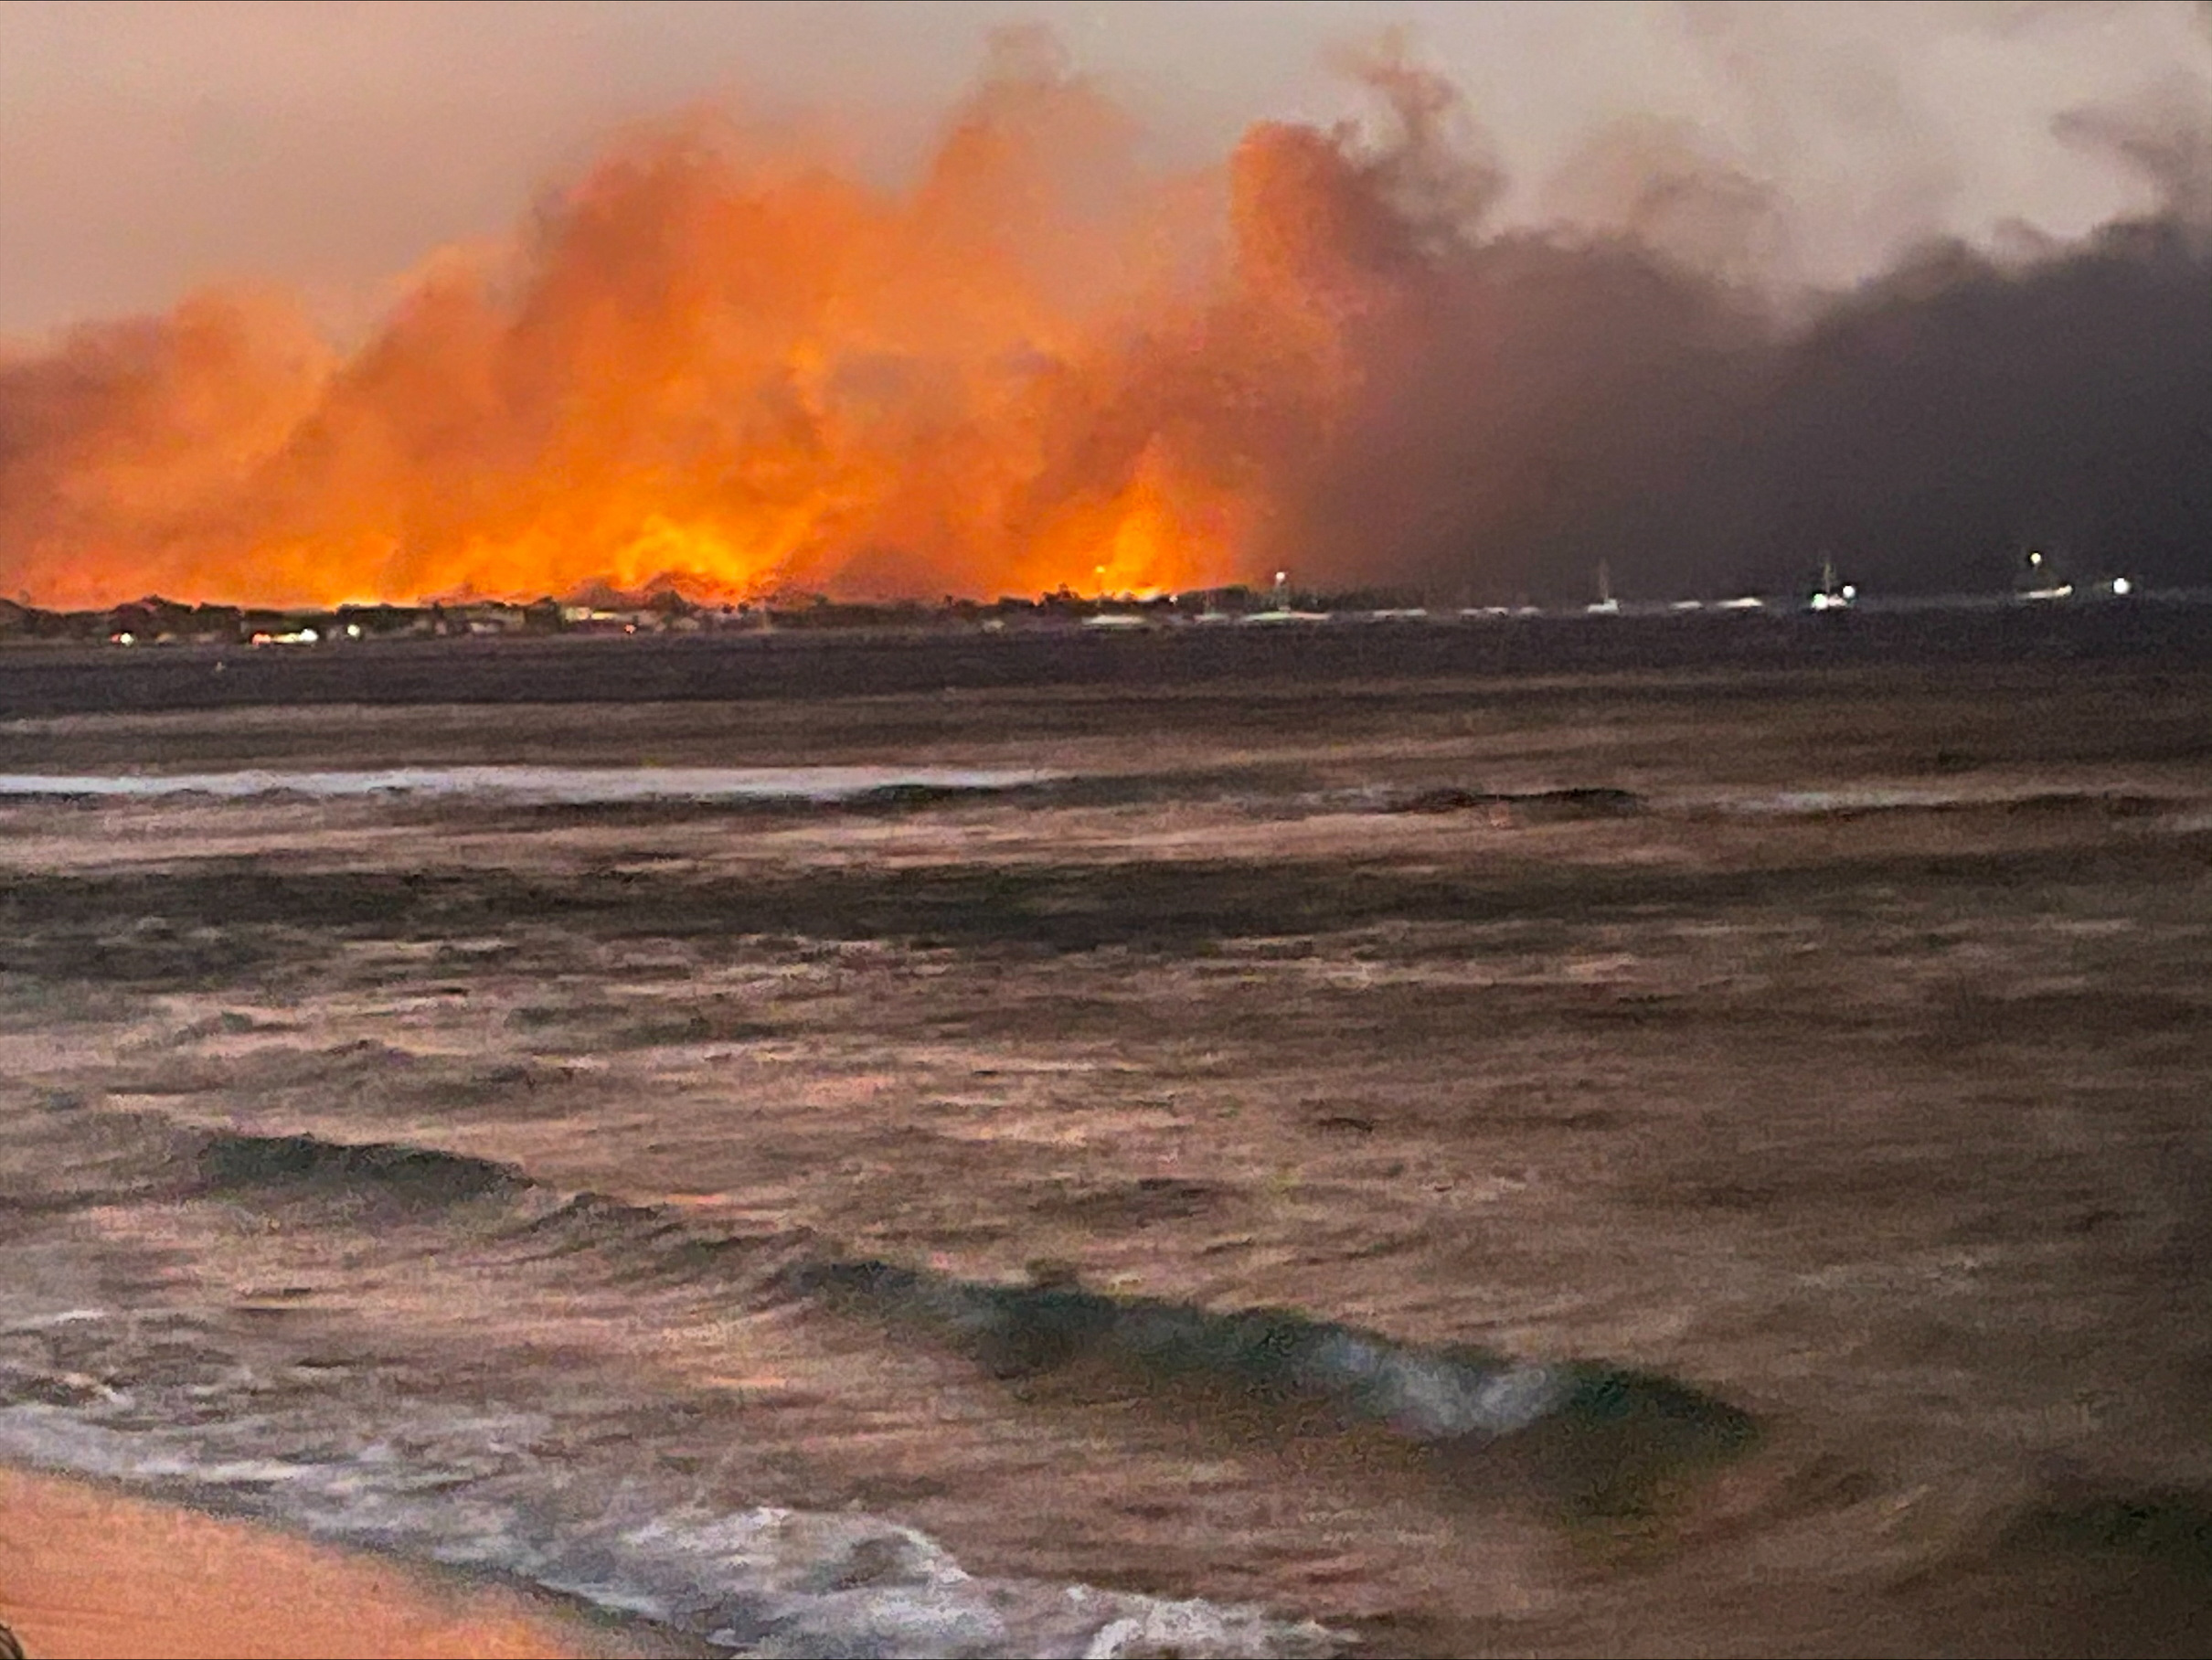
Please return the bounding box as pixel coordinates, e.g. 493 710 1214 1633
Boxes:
2112 577 2132 596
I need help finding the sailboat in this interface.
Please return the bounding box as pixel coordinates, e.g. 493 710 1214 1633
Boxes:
1586 560 1621 615
2016 548 2073 602
1807 557 1855 612
1238 569 1328 625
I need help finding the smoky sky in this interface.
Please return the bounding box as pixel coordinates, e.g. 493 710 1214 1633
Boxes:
4 1 2212 605
7 1 2209 341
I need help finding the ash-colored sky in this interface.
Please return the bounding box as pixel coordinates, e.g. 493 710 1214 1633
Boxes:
4 0 2207 341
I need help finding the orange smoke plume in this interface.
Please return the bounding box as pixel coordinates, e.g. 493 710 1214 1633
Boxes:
0 32 1442 611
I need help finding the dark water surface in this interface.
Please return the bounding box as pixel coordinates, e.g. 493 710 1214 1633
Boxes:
2 633 2209 1655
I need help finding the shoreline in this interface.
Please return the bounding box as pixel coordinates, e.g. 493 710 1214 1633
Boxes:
0 1465 699 1660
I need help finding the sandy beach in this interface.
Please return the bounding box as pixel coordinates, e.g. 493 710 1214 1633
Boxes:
0 1466 677 1660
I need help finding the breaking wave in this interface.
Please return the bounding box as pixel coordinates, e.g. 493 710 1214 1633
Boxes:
179 1123 1757 1469
0 765 1061 804
0 1403 1340 1660
785 1258 1757 1481
1709 785 2170 818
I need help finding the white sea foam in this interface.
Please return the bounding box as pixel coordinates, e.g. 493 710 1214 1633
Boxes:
1704 785 2164 817
0 1403 1341 1659
2 1307 110 1331
0 766 1060 804
1295 1333 1565 1439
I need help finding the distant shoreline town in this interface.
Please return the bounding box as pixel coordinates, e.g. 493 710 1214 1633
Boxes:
3 585 1384 649
0 569 2162 650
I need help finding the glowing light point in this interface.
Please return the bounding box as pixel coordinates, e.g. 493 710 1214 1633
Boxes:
2113 577 2132 596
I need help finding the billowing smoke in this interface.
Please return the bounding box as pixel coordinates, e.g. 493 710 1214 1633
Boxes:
3 21 2209 609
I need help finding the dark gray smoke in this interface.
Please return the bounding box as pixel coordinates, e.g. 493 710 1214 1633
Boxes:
1271 48 2212 602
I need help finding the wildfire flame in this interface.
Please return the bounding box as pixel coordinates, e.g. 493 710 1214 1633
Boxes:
0 31 1425 611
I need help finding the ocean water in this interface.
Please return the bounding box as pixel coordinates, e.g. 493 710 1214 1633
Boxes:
4 671 2211 1656
0 1108 1739 1657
